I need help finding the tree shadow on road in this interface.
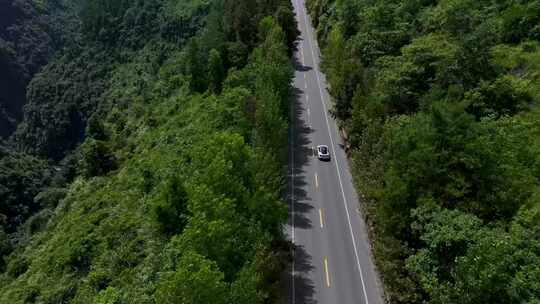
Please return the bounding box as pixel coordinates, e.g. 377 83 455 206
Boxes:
292 244 317 304
289 83 314 230
281 50 318 304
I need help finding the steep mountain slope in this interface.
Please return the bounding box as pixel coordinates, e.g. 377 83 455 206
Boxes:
0 1 298 302
0 0 74 137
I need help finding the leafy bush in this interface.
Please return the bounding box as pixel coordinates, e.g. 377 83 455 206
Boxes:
151 176 189 236
79 140 117 178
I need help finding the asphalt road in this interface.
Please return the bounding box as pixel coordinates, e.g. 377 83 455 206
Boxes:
286 0 385 303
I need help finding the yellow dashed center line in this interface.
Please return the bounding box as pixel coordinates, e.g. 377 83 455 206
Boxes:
324 257 331 287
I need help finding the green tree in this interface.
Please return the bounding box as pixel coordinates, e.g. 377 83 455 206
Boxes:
0 149 50 233
155 252 228 304
95 287 121 304
152 176 189 237
500 2 540 43
208 49 225 93
336 0 359 37
86 113 107 140
0 227 10 271
464 75 532 119
186 39 207 93
79 139 116 178
323 26 365 120
274 4 299 53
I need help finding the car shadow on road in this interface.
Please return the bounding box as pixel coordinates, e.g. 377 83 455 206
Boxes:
293 41 313 73
296 64 313 72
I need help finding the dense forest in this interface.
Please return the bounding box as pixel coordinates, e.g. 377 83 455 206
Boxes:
0 0 298 302
307 0 540 303
0 0 76 137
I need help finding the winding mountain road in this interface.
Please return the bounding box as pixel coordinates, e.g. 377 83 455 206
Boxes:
286 1 384 303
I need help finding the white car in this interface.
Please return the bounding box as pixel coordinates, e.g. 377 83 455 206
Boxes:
317 145 330 160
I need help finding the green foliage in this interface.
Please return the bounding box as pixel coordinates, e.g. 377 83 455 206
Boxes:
464 75 533 119
409 198 540 304
407 202 484 282
208 49 225 93
155 251 228 304
15 50 112 159
79 139 117 178
308 0 540 302
86 114 107 141
500 2 540 43
0 147 51 233
0 227 10 271
13 0 209 160
94 287 121 304
0 0 72 138
323 26 365 120
275 4 301 53
0 1 295 302
151 176 189 236
185 39 208 93
81 0 164 48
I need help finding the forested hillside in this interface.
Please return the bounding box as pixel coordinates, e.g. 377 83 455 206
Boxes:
0 0 298 302
0 0 78 248
306 0 540 303
0 0 74 137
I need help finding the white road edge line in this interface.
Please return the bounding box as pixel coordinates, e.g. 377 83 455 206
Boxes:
290 41 298 304
290 101 296 304
300 43 305 64
298 0 370 303
292 111 296 304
